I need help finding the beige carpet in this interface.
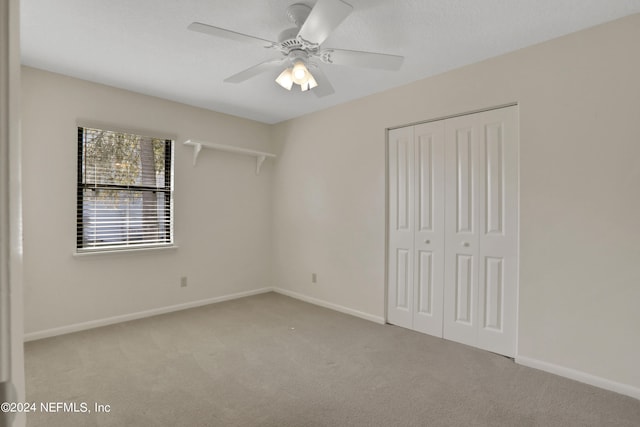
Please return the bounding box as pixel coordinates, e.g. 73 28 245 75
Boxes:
24 292 639 426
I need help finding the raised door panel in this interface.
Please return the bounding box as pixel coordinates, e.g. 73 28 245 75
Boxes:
482 256 504 331
443 116 480 347
395 249 411 309
455 129 474 234
416 250 433 315
477 106 518 357
455 254 474 324
387 127 415 329
484 123 504 236
413 121 445 337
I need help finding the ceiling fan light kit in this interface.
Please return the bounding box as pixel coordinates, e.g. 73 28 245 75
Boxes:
188 0 404 97
276 57 319 91
275 60 318 91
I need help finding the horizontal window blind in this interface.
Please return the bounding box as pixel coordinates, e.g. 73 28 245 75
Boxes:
77 127 174 252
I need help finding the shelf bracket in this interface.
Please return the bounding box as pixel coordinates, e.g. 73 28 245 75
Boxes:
256 155 266 175
191 142 202 166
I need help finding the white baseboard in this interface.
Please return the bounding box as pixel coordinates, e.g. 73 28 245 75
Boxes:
516 355 640 400
272 287 386 325
23 287 385 342
23 287 273 342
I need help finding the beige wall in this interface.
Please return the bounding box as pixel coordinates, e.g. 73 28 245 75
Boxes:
272 14 640 390
21 67 275 335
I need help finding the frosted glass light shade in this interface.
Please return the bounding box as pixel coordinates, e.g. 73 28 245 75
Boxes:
301 74 318 91
275 68 294 90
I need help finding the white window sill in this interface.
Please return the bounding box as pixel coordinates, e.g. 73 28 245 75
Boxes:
73 245 178 257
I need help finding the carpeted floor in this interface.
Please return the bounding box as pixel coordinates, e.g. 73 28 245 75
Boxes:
24 292 640 426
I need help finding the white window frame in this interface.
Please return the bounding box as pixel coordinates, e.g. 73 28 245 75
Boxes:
76 126 175 254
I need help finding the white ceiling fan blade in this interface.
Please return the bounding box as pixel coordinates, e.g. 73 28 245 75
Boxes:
308 65 335 97
319 48 404 70
224 59 287 83
188 22 275 48
297 0 353 48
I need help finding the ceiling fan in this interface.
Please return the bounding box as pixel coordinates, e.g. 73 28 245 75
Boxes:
188 0 404 97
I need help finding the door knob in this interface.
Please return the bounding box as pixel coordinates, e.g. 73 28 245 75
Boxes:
424 239 430 244
462 242 470 247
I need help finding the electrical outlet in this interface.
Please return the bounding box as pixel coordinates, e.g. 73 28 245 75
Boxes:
311 273 317 284
180 276 188 287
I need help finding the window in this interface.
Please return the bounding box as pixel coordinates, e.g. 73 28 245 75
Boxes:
77 126 174 252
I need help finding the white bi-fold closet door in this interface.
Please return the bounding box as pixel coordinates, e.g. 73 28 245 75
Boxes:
387 106 518 357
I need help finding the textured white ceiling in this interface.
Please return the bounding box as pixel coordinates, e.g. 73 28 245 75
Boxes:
20 0 640 124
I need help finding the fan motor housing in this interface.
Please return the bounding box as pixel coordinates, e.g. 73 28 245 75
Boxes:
278 27 299 44
275 3 317 54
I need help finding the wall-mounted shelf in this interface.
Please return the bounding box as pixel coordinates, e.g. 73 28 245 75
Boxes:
184 140 276 175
